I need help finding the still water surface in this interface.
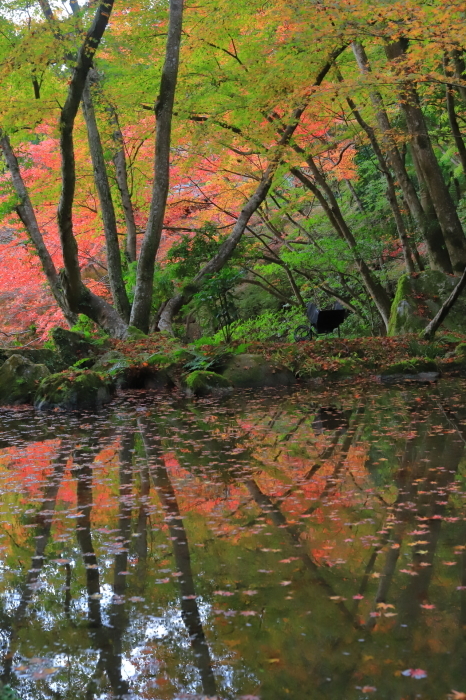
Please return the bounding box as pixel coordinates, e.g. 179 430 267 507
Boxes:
0 380 466 699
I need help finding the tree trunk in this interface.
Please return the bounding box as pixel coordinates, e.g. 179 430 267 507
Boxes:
385 40 466 272
352 41 453 273
422 266 466 340
0 132 77 327
157 45 348 334
291 162 393 330
6 0 129 337
409 145 453 272
444 53 466 176
111 114 138 263
130 0 184 332
341 83 416 273
82 73 131 322
452 49 466 105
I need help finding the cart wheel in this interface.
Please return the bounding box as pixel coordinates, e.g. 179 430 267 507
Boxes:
294 325 313 342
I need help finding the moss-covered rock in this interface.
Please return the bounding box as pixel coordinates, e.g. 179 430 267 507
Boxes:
185 370 233 397
6 348 65 372
221 353 296 388
92 350 129 372
0 355 50 405
125 325 147 340
51 327 98 367
34 370 115 411
388 271 466 336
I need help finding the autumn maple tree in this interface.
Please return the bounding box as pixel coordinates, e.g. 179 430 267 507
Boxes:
2 0 466 338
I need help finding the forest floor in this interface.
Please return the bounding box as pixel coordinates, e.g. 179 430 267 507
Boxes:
111 331 466 381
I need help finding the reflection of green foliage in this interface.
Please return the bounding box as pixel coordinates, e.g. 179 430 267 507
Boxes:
0 684 20 700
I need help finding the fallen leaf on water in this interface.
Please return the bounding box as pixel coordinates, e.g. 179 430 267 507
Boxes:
361 687 377 693
401 669 427 679
32 668 59 680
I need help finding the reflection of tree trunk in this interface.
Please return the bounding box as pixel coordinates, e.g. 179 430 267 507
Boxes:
74 447 102 628
74 440 132 699
397 434 464 626
305 404 365 515
139 421 217 697
1 444 70 685
135 460 150 587
243 478 356 626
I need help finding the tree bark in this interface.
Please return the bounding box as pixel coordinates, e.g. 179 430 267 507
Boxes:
290 163 393 330
57 1 116 302
422 266 466 340
158 46 348 334
111 112 138 263
82 73 131 322
130 0 184 332
352 41 452 273
444 53 466 176
0 132 77 326
452 49 466 106
37 0 128 336
341 85 416 273
385 40 466 272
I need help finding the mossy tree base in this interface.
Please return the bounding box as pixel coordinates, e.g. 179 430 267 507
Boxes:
388 271 466 336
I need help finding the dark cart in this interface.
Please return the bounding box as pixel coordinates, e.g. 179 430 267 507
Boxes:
294 301 348 342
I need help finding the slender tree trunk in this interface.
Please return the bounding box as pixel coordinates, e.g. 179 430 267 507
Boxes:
291 164 392 329
385 40 466 272
158 46 348 333
452 49 466 105
82 73 131 322
130 0 184 332
422 266 466 340
352 41 452 273
20 0 128 337
444 53 466 176
409 145 453 272
71 0 138 265
0 132 77 326
111 113 138 263
341 85 416 272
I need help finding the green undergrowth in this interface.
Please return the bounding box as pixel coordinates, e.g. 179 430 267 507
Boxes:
108 331 466 380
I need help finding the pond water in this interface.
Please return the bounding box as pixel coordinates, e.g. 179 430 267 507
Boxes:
0 380 466 699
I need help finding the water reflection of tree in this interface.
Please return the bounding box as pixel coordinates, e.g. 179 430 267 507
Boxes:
0 443 71 690
150 390 466 695
138 418 218 698
73 437 133 699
